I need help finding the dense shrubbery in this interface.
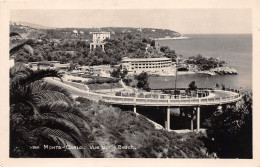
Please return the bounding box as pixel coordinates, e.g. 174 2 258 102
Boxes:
110 67 128 79
122 77 132 86
71 77 120 85
185 54 226 71
86 77 120 84
203 92 252 158
160 46 177 60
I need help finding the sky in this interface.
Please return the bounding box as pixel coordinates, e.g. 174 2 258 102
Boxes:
10 9 252 34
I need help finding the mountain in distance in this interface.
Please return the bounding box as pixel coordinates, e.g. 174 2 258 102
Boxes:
10 21 54 29
10 21 184 39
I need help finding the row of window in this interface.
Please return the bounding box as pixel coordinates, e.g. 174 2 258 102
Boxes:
131 65 171 69
125 60 171 64
131 62 172 66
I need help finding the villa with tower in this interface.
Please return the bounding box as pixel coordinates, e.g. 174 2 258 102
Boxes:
89 32 110 52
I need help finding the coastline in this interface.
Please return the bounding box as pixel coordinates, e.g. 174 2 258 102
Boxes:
177 71 196 75
149 68 236 77
154 36 189 40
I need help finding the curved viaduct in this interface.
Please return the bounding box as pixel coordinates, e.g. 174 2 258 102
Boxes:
46 78 242 132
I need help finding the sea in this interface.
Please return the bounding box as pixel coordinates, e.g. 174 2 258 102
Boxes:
149 34 252 90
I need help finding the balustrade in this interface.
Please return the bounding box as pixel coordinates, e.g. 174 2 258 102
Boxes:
64 80 241 105
99 91 241 105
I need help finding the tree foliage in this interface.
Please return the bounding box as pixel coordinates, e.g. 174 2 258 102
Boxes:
110 67 128 79
204 92 252 158
185 54 226 71
10 25 177 67
75 97 209 158
188 81 197 90
136 72 150 91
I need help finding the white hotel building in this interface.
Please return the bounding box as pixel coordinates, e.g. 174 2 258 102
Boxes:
121 57 174 75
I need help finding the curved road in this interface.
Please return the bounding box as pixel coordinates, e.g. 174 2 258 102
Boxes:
46 78 242 107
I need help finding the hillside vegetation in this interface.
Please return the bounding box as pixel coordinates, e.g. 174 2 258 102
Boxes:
75 97 210 158
10 23 178 66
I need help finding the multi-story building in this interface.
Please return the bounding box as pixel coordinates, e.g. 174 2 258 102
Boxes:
90 32 110 52
121 57 174 75
92 32 110 43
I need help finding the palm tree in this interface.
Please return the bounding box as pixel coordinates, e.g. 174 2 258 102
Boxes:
10 63 92 157
9 32 34 67
9 32 92 158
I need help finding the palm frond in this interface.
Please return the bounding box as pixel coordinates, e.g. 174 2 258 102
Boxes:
10 112 25 128
12 126 39 149
10 39 34 56
25 101 40 117
38 102 89 123
10 66 34 84
10 63 28 77
40 111 92 154
23 44 34 56
33 127 79 146
29 81 73 102
11 68 61 89
10 32 22 38
30 114 83 137
31 91 73 107
10 102 31 115
55 112 91 132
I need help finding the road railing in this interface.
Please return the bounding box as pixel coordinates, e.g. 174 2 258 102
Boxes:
60 79 242 106
113 88 241 99
98 90 241 106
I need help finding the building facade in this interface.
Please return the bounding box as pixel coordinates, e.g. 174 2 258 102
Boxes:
90 32 110 52
121 57 174 75
92 32 110 43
